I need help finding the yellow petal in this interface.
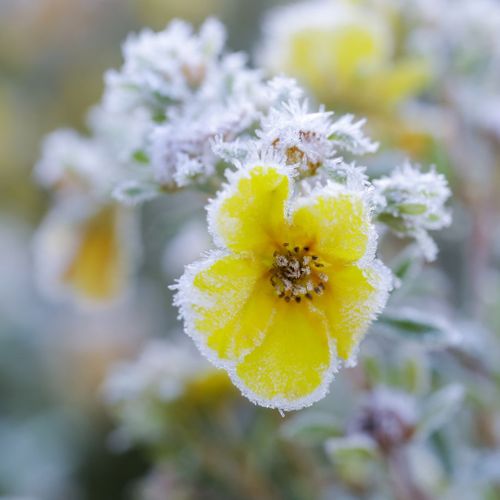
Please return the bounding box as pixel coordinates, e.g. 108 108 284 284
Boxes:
209 165 290 255
234 302 334 410
370 59 430 108
62 205 127 300
291 189 372 264
184 253 275 363
317 261 390 360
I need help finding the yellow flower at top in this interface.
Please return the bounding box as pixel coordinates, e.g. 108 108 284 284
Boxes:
260 0 430 116
175 164 391 411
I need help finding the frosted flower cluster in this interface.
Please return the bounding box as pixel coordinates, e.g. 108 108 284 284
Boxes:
103 18 228 114
214 77 376 189
100 18 270 197
374 163 452 260
99 18 386 198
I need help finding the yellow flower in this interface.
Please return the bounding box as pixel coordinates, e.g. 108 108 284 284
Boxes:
34 202 138 305
175 165 391 410
261 0 429 116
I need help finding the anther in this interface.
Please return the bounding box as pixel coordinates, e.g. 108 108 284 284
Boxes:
295 297 301 303
312 255 319 260
294 246 299 253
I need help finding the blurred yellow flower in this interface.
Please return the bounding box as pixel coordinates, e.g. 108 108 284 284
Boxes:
260 0 429 116
176 165 391 410
35 202 138 305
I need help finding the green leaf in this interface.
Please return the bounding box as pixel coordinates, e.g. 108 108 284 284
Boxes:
325 435 378 461
281 412 341 444
399 203 427 215
113 181 160 206
391 246 424 284
416 384 465 440
376 308 459 347
132 149 150 164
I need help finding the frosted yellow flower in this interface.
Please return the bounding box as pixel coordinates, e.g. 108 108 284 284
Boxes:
175 165 391 410
260 0 429 116
34 202 138 305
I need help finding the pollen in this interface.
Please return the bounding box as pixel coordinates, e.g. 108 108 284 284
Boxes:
270 242 328 302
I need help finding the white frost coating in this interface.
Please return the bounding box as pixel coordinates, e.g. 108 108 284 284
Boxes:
328 115 379 155
345 259 394 368
373 162 451 261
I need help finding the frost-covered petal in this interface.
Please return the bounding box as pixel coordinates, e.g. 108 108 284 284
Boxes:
290 185 373 264
316 261 392 361
208 164 291 254
233 302 336 411
175 252 274 365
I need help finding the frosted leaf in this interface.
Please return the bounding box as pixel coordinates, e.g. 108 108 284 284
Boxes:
374 162 451 261
328 115 379 155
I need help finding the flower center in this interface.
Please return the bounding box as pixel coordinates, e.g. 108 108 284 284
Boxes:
270 242 328 303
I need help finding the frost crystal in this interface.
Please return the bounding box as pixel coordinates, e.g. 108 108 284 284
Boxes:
374 162 451 260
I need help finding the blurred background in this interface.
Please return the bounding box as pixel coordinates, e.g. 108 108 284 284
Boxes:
1 0 500 499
